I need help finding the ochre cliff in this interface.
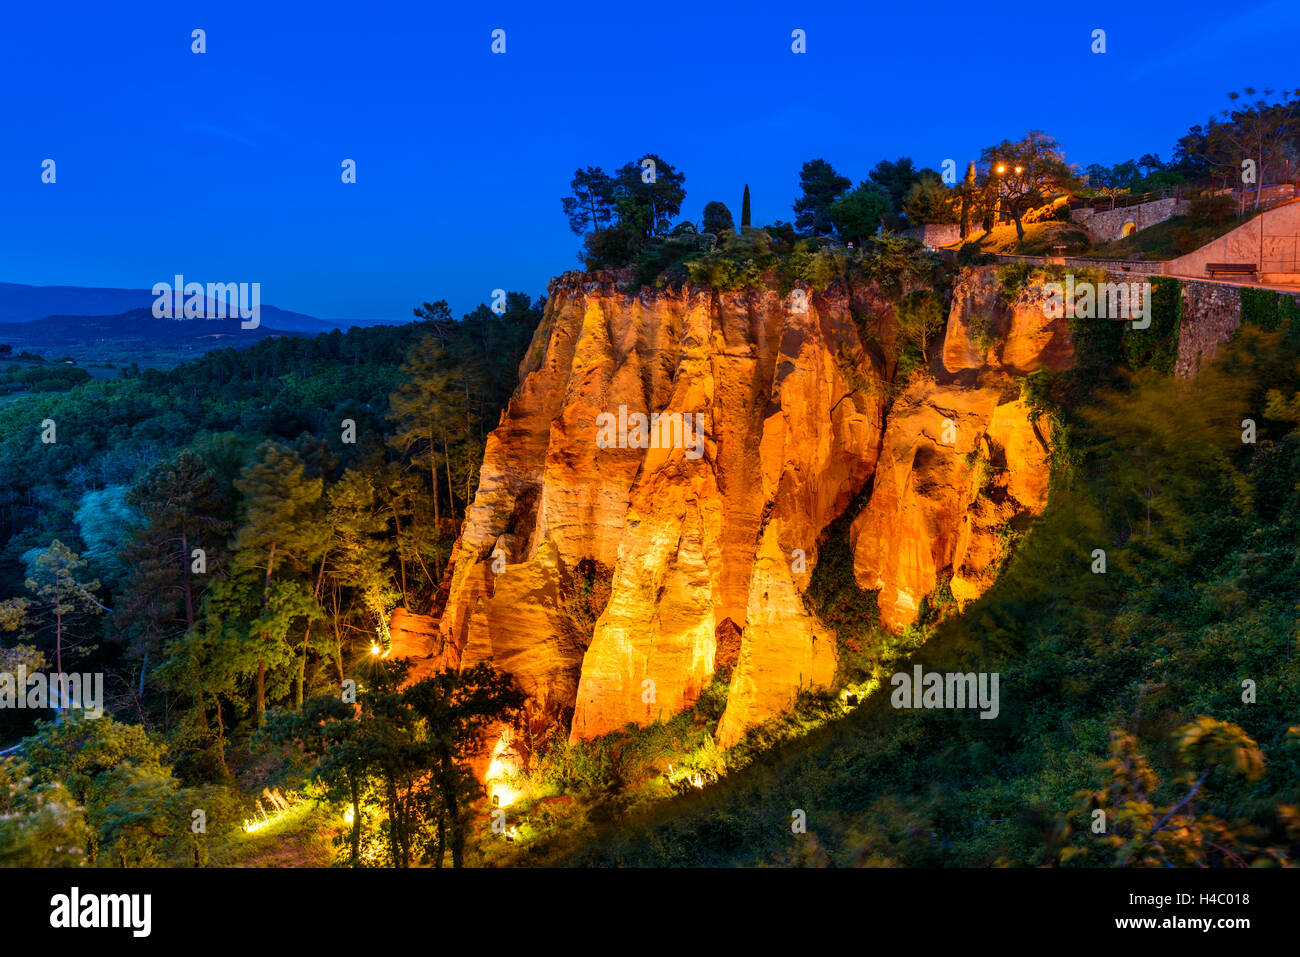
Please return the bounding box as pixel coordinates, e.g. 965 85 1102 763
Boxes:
396 264 1071 756
851 268 1068 630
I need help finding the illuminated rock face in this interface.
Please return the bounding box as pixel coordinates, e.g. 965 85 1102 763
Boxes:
851 268 1067 630
847 385 1051 631
430 274 888 747
414 266 1067 752
942 266 1074 376
852 269 1066 632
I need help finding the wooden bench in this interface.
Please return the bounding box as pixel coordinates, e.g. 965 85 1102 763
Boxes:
1206 262 1257 278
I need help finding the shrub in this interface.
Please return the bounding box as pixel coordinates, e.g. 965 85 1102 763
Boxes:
581 229 641 270
1122 276 1181 373
557 558 613 652
957 243 997 266
1242 287 1300 332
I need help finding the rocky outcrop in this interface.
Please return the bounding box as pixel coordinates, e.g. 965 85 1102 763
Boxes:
398 264 1070 756
425 274 894 749
852 268 1065 630
847 385 1050 630
389 607 440 662
943 266 1074 375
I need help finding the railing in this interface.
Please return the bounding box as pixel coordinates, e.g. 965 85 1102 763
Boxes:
1071 178 1299 211
1070 189 1176 211
992 253 1168 276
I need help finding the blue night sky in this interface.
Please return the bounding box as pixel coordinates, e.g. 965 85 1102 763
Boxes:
2 0 1298 322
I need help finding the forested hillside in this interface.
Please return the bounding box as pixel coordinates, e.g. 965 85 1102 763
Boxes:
0 292 542 856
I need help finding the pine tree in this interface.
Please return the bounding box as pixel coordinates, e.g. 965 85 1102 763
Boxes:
24 542 106 715
117 451 229 712
229 443 329 726
317 467 395 685
403 662 525 867
388 333 464 541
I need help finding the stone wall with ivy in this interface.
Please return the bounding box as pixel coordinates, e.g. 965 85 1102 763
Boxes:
1239 286 1300 332
1173 281 1241 378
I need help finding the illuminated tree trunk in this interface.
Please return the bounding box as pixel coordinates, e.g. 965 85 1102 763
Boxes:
297 548 329 709
429 427 440 530
433 808 447 868
442 750 465 868
54 610 63 723
331 585 345 684
443 433 455 517
213 693 227 770
257 541 276 727
256 659 266 728
348 774 361 867
389 504 408 604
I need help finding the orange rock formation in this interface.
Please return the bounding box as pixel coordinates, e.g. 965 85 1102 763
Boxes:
396 265 1069 753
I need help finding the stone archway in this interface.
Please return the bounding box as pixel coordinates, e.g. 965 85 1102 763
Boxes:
1122 220 1138 238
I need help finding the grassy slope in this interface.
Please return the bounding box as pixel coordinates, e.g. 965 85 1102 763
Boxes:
955 222 1093 257
955 211 1257 263
1089 212 1254 261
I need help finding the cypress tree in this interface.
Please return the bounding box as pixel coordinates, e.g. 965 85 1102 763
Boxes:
960 161 976 238
741 184 751 229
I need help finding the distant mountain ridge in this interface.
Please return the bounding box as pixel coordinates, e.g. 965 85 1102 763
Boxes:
0 281 345 332
0 307 301 359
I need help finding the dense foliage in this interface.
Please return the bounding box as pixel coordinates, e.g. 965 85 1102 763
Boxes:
0 293 543 864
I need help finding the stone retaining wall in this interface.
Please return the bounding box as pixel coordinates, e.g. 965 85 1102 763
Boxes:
1073 197 1187 242
900 223 964 249
1174 282 1243 378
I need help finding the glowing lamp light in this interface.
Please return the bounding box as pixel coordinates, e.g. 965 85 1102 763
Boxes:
243 807 291 833
996 164 1006 174
1014 166 1023 174
241 796 297 834
370 643 380 656
485 734 520 808
344 807 355 825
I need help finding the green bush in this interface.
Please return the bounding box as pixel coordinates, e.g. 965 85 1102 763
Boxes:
1242 287 1300 332
1121 276 1181 373
581 228 641 270
957 243 998 266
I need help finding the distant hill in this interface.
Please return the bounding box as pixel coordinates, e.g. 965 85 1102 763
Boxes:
0 281 346 333
0 308 307 366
